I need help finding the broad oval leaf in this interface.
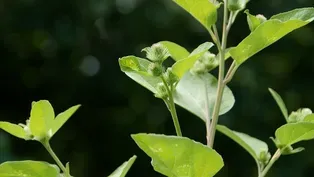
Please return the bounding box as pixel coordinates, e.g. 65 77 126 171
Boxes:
0 121 26 140
0 160 59 177
158 41 190 61
171 0 218 31
108 155 137 177
304 114 314 122
216 125 268 162
229 7 314 65
52 105 81 137
275 122 314 147
268 88 288 121
172 42 214 78
174 72 235 121
132 133 223 177
29 100 55 139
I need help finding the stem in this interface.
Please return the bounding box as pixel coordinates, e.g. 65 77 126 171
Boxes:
259 149 281 177
42 140 70 177
223 61 238 84
207 0 229 148
161 77 182 136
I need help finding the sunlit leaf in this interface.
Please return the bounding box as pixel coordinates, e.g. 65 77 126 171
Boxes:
132 133 223 177
268 88 288 121
174 72 235 121
158 41 190 61
108 155 137 177
230 7 314 65
304 114 314 122
0 160 59 177
0 122 26 140
171 0 218 31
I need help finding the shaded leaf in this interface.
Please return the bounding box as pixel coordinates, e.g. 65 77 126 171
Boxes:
268 88 288 121
132 133 223 177
174 72 235 121
0 160 59 177
0 122 26 140
230 7 314 65
158 41 190 61
108 155 137 177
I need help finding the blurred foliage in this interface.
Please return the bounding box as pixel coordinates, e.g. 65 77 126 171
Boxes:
0 0 314 176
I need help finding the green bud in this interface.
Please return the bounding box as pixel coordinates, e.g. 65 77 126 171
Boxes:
163 68 179 85
142 43 170 62
148 63 163 77
201 52 218 71
190 60 207 75
259 150 271 165
288 108 312 123
245 10 267 32
228 0 250 12
154 82 168 99
256 14 267 23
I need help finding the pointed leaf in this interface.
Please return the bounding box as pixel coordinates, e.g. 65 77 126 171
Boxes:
108 155 137 177
171 0 218 31
0 121 26 140
29 100 55 139
158 41 190 61
275 122 314 148
174 72 235 121
0 160 59 177
268 88 288 121
172 42 214 78
52 105 81 137
216 125 268 162
230 7 314 65
304 114 314 122
132 133 223 177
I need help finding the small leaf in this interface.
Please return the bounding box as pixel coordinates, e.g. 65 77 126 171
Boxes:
108 155 137 177
304 114 314 122
230 7 314 65
52 105 81 137
119 56 162 93
171 0 218 31
158 41 190 61
275 122 314 148
281 146 305 155
245 10 265 32
29 100 55 139
0 122 26 140
0 160 60 177
268 88 288 121
216 125 268 162
172 42 214 78
132 133 224 177
174 72 235 121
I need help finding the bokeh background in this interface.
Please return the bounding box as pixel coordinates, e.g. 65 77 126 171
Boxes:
1 0 314 176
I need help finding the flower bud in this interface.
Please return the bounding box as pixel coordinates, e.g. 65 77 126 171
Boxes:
228 0 249 12
201 52 218 71
154 82 168 99
288 108 312 123
142 43 170 62
256 14 267 23
259 150 271 164
148 63 163 77
163 68 179 85
190 60 207 75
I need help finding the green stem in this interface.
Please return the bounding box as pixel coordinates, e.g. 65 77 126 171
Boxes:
259 149 281 177
161 77 182 136
42 140 70 177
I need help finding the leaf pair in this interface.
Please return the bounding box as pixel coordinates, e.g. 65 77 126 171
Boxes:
0 100 80 141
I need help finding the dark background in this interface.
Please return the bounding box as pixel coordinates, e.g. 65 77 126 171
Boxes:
1 0 314 176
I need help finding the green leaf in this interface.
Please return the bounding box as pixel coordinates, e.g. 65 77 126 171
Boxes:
108 155 137 177
158 41 190 61
174 72 235 121
216 125 268 162
132 133 223 177
229 7 314 65
245 10 265 32
275 122 314 148
0 160 59 177
0 122 26 140
52 105 81 137
29 100 55 139
119 56 161 93
171 0 218 31
304 114 314 122
172 42 214 78
228 0 249 12
268 88 288 121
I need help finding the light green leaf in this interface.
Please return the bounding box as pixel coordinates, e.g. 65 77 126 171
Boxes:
275 122 314 148
174 72 235 121
158 41 190 61
304 114 314 122
268 88 288 121
245 10 265 32
216 125 268 162
29 100 55 139
0 122 26 140
172 42 214 78
0 160 59 177
171 0 218 31
132 133 223 177
52 105 81 137
229 7 314 65
119 56 161 93
108 155 137 177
